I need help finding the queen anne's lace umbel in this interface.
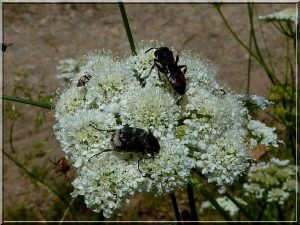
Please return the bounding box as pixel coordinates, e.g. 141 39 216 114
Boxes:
243 158 296 205
54 45 280 217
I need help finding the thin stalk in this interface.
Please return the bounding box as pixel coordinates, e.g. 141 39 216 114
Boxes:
3 95 53 109
254 6 275 75
59 198 75 224
192 169 232 221
118 2 137 56
9 121 16 153
247 4 279 85
4 150 81 220
3 150 64 202
288 128 296 162
224 192 254 221
257 202 267 220
246 19 253 94
286 21 296 48
276 203 285 221
216 7 253 57
215 5 279 85
198 188 232 221
169 192 182 224
187 183 199 222
285 33 290 84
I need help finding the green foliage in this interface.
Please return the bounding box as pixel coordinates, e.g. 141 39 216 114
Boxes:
5 204 37 221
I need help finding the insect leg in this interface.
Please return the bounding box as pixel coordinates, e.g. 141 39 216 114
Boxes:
153 59 164 80
147 64 156 77
49 157 57 169
175 55 179 64
137 154 156 173
178 65 187 74
137 156 144 173
147 62 162 81
88 149 113 162
89 124 116 132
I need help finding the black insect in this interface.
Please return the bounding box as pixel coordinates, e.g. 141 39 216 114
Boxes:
145 47 187 95
77 74 92 87
212 88 226 96
89 125 160 172
2 43 13 52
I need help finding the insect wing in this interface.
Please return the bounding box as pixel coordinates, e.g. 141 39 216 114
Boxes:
77 74 92 87
116 127 147 153
249 144 269 162
168 70 186 95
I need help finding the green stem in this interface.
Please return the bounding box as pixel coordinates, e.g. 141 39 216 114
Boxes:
254 6 275 76
3 150 64 203
3 95 53 109
118 2 137 56
187 183 199 222
9 121 16 153
246 19 253 94
224 192 254 221
169 192 182 224
247 4 279 85
59 198 75 224
276 203 285 221
257 201 267 220
215 5 279 85
193 169 232 221
198 188 232 221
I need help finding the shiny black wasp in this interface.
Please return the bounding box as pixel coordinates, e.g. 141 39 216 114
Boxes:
89 125 160 172
77 74 92 87
145 47 187 95
2 43 13 52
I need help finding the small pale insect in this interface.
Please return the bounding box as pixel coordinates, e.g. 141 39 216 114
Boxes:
89 125 160 172
49 156 70 178
212 88 226 96
77 74 92 87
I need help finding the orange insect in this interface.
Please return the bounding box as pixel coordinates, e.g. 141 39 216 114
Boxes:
49 157 70 178
248 144 269 162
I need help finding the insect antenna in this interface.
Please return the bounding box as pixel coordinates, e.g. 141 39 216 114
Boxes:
49 156 56 166
137 154 155 173
88 149 113 162
145 47 157 53
89 124 116 132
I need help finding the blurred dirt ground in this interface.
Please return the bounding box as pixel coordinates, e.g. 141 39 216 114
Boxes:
2 3 295 221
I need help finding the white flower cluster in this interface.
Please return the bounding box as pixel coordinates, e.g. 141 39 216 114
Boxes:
237 94 273 110
247 120 280 148
54 44 279 217
243 158 296 205
200 196 247 217
259 8 297 23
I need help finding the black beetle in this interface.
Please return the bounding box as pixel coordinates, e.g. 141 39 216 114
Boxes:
145 47 187 95
89 125 160 172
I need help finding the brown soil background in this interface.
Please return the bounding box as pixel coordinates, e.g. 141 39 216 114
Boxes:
3 3 295 221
